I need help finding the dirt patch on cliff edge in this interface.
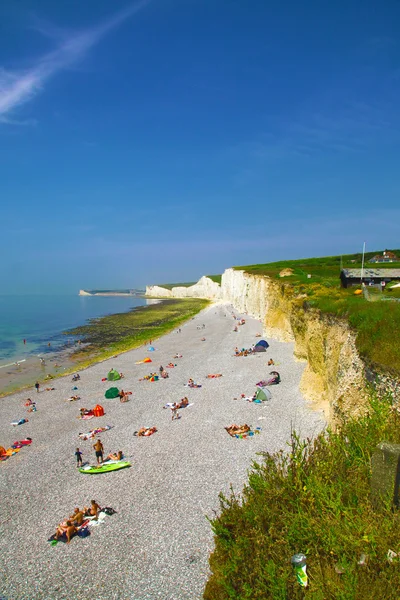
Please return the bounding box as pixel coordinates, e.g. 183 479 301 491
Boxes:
279 268 294 277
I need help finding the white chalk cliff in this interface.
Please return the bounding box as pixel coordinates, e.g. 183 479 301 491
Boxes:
146 276 222 300
147 269 399 422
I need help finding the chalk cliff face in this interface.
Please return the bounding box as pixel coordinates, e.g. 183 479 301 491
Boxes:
221 269 368 421
146 268 397 422
146 276 222 300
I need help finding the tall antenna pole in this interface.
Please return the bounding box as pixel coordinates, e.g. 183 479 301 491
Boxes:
361 241 366 286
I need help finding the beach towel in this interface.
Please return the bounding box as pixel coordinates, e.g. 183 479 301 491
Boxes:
11 418 28 426
163 402 193 409
0 439 32 461
12 438 32 448
225 426 262 439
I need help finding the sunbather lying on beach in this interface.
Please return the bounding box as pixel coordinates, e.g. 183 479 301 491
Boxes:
118 390 131 402
160 370 169 379
268 359 275 366
173 353 183 358
186 378 202 388
55 520 77 544
79 408 94 418
106 450 124 461
134 427 157 437
256 372 281 387
163 397 189 410
139 372 159 381
11 418 28 426
201 337 206 341
225 424 251 437
78 426 111 441
166 363 176 368
206 374 222 378
45 387 55 391
178 396 189 408
24 399 33 406
72 374 80 382
68 395 80 401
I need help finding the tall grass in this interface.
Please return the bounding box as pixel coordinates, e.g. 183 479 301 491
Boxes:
204 396 400 600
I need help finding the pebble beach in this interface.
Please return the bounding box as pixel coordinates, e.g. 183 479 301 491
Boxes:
0 303 326 600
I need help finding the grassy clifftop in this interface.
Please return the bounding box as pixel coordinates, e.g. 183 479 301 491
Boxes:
235 251 400 375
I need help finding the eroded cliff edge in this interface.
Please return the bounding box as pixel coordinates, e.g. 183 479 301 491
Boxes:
147 269 398 422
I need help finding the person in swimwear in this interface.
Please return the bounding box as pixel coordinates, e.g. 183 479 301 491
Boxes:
55 520 77 544
70 507 85 526
93 439 104 464
84 499 101 520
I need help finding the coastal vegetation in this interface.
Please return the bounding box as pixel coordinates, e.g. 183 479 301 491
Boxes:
67 298 209 367
154 281 197 289
206 274 222 284
204 395 400 599
155 274 222 289
235 251 400 375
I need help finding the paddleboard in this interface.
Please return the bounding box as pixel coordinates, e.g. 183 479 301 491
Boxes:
79 461 131 474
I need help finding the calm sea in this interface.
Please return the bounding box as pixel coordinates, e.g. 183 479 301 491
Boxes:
0 294 148 365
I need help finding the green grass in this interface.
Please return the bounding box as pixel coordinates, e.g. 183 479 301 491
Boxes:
66 298 209 367
235 250 400 287
154 282 197 289
205 395 400 600
206 274 222 284
154 275 222 289
234 251 400 374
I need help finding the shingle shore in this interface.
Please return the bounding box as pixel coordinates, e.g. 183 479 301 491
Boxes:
0 303 325 600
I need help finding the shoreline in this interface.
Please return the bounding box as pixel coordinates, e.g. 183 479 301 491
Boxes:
0 298 208 398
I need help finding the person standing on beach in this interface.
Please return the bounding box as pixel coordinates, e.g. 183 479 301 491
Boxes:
75 448 83 467
93 439 104 465
35 381 40 393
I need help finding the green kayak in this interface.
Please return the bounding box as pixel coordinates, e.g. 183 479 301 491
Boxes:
79 461 131 474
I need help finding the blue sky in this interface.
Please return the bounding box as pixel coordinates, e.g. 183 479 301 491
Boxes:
0 0 399 293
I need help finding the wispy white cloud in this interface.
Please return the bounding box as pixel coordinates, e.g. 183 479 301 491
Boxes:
0 0 150 122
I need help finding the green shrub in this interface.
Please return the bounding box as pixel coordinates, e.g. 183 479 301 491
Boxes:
205 396 400 599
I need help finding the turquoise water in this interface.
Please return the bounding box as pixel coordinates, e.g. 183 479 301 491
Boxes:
0 295 147 364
